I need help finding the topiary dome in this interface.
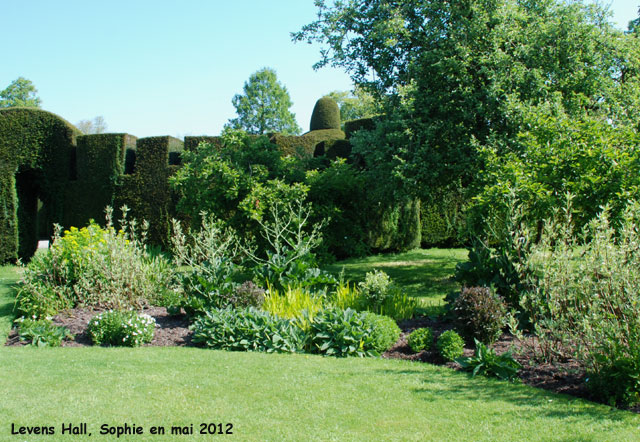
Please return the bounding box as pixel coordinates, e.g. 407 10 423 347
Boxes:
310 97 340 131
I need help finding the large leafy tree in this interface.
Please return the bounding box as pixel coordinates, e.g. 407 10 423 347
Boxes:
294 0 640 199
0 77 41 108
326 86 378 123
227 68 301 135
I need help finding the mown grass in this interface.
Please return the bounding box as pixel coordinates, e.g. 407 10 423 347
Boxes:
324 248 467 315
2 347 640 441
0 265 20 343
3 254 640 441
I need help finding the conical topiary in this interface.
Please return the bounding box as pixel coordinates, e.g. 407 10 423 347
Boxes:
310 97 340 131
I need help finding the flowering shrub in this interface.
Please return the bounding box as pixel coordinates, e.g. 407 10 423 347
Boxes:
358 270 391 306
87 310 155 347
16 207 180 318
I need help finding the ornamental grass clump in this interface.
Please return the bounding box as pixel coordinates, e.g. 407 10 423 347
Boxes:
88 310 155 347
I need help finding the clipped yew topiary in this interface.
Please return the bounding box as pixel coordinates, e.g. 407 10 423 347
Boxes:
0 107 80 262
310 97 341 131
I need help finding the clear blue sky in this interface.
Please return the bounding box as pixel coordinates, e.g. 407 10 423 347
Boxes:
1 0 637 139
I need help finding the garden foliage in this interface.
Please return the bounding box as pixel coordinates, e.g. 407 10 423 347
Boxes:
437 330 465 362
457 339 521 382
16 208 179 318
453 286 507 345
408 327 433 353
88 310 156 347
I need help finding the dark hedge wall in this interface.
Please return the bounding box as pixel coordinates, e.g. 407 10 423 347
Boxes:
114 136 183 246
0 108 80 262
64 133 137 227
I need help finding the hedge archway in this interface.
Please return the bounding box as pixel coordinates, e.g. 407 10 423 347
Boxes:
0 107 80 262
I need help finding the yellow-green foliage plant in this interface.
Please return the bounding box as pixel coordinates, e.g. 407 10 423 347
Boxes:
330 278 417 320
16 207 180 318
262 284 324 324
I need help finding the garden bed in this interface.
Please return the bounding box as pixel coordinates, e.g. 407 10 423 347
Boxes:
7 307 627 412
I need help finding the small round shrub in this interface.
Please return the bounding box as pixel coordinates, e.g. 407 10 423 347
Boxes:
453 286 507 345
88 310 155 347
408 327 433 353
437 330 465 361
358 269 392 306
310 97 341 131
361 312 401 353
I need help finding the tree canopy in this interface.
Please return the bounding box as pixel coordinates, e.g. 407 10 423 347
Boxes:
227 68 301 135
294 0 640 200
325 86 378 123
0 77 41 108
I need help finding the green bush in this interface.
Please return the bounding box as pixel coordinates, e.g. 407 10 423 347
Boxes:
453 286 507 345
87 310 156 347
14 317 72 347
437 330 465 362
190 307 306 353
358 269 392 306
310 97 341 131
16 210 180 318
361 312 401 353
307 308 376 357
408 327 433 353
457 339 521 381
522 199 640 407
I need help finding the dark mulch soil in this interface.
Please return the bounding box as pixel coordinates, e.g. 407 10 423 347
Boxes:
5 308 633 412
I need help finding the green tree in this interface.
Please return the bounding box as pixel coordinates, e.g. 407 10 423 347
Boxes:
326 86 378 123
0 77 41 108
294 0 640 199
227 68 301 135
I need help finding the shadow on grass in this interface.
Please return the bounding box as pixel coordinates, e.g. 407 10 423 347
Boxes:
324 249 468 305
376 367 630 426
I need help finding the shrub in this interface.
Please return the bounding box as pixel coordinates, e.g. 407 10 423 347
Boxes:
88 310 156 347
437 330 465 362
522 199 640 407
310 97 341 131
190 307 306 353
358 269 392 306
307 308 376 357
171 216 240 314
457 339 521 381
408 328 433 353
361 312 401 353
14 317 72 347
453 286 507 345
244 199 337 291
16 208 180 318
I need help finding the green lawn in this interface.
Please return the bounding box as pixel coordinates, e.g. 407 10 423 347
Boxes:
3 254 640 441
0 265 20 343
324 248 467 315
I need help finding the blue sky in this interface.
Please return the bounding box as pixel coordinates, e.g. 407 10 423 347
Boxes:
1 0 638 138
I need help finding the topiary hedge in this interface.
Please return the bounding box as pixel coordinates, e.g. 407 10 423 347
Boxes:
270 129 345 157
0 108 80 262
310 97 341 131
114 136 183 246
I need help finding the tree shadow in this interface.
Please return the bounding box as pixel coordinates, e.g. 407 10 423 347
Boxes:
376 367 633 426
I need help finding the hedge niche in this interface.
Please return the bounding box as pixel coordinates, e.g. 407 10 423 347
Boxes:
114 136 183 246
0 108 80 262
